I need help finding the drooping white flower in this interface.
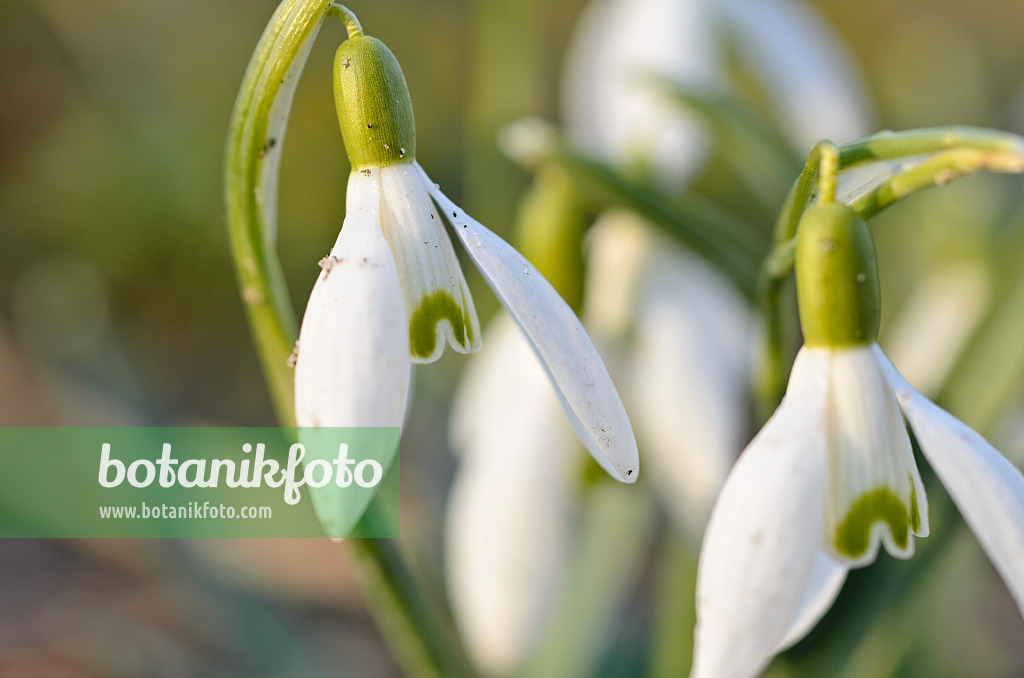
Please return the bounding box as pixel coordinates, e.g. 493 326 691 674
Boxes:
562 0 719 188
293 32 638 483
691 203 1024 678
446 314 577 676
584 212 753 535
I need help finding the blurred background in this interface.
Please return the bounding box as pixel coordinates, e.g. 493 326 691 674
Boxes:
2 0 1024 676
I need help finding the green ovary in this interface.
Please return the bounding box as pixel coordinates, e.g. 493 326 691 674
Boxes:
834 488 910 558
409 291 471 359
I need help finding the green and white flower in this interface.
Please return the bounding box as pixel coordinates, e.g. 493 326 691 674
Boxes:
690 203 1024 678
293 30 638 482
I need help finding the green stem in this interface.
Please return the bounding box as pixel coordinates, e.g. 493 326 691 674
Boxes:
224 4 475 677
817 142 839 205
849 145 1024 219
753 141 831 415
348 536 477 678
838 126 1024 168
328 3 364 39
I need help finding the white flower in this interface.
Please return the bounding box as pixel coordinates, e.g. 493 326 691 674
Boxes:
562 0 872 189
294 34 638 483
691 204 1024 678
584 212 753 536
446 314 577 675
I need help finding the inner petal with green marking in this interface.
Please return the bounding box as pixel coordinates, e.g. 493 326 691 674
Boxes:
377 164 481 363
409 290 476 360
822 345 930 566
833 487 910 559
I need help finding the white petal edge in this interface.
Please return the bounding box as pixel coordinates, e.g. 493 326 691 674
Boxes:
420 164 639 483
691 348 830 678
446 319 576 674
294 170 411 428
775 551 847 651
876 346 1024 615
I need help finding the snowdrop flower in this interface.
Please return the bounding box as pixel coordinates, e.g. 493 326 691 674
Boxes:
293 30 638 482
691 203 1024 678
562 0 871 189
447 314 578 675
583 212 752 536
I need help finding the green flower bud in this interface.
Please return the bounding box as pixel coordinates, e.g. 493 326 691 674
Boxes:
795 203 881 347
333 36 416 170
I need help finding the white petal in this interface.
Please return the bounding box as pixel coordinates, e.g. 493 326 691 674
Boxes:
822 345 928 566
294 170 410 428
718 0 872 149
378 164 480 363
446 317 576 674
775 551 847 651
877 348 1024 615
562 0 717 188
691 348 830 678
421 164 639 483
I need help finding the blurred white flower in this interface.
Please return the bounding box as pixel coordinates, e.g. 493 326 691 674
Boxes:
584 212 753 535
563 0 719 188
883 263 993 397
447 315 578 676
445 0 877 667
557 0 873 529
562 0 872 189
691 342 1024 678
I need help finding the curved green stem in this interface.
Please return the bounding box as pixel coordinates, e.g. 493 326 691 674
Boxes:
817 141 839 205
224 0 331 425
329 3 364 39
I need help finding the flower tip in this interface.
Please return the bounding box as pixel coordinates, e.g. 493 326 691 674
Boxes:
617 463 639 484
